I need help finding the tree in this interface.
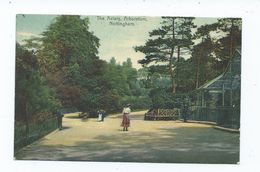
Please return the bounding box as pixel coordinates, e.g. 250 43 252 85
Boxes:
15 43 60 138
214 18 242 71
135 17 196 93
175 18 196 85
192 38 217 88
35 15 105 112
191 24 219 88
190 18 242 88
41 15 100 69
122 58 138 95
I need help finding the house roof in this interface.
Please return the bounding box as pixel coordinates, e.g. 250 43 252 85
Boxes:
198 74 224 90
197 48 241 91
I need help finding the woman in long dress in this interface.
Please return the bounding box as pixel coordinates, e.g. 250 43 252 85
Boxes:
121 104 131 131
97 110 102 122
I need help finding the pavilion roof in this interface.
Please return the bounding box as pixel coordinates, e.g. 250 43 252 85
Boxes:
197 48 241 91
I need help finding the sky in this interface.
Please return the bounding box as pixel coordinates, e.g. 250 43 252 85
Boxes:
16 14 218 69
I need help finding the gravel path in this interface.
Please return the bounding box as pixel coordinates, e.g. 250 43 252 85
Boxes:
15 110 239 163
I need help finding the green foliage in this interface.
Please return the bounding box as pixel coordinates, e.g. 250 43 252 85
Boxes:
135 17 196 93
214 18 242 70
120 96 151 110
135 17 241 109
190 18 242 88
175 58 196 92
17 15 242 118
149 88 184 109
15 43 60 122
101 57 150 112
36 15 104 112
19 15 151 116
191 36 219 88
41 16 99 68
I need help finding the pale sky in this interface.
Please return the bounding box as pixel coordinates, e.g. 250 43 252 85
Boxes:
16 14 218 69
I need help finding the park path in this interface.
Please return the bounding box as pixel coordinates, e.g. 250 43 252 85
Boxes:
15 110 239 163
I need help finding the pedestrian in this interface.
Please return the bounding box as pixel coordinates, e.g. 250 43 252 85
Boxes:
57 110 64 130
97 110 102 122
101 109 106 121
182 97 190 122
121 104 131 131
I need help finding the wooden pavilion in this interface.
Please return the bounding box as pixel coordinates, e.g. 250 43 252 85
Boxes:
191 48 241 129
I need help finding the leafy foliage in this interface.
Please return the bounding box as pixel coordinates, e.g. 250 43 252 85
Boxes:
135 17 241 109
15 43 60 122
18 15 151 117
135 17 196 93
16 15 242 120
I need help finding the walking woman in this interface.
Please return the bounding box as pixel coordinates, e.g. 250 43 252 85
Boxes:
121 104 131 131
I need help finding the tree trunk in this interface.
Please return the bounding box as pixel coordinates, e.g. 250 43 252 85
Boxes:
169 58 176 93
25 102 30 144
176 46 181 86
169 18 176 93
230 19 234 58
195 53 201 89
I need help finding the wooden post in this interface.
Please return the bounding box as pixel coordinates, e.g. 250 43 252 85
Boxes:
201 91 204 107
230 58 233 107
230 58 234 128
222 84 225 107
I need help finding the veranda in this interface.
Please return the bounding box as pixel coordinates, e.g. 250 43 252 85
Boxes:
191 48 241 129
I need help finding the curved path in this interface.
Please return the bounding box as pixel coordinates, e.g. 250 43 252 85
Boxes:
15 111 239 163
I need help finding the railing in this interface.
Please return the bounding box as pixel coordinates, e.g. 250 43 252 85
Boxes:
190 106 240 129
14 117 57 152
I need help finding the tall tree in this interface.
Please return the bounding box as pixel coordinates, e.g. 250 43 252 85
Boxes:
36 15 105 112
15 43 60 138
191 18 242 88
192 24 218 88
191 37 217 88
175 17 196 87
135 17 196 93
214 18 242 71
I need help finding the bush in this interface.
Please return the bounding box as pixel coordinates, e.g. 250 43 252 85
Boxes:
149 88 186 109
120 96 151 111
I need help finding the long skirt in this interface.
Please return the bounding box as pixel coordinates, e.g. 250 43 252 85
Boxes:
98 114 102 121
121 113 130 127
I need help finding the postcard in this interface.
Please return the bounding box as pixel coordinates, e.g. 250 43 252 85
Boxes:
14 14 241 164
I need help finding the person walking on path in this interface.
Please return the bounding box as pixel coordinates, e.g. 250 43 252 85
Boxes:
97 110 102 122
101 110 106 121
57 110 64 130
181 97 190 122
97 110 106 122
121 104 131 131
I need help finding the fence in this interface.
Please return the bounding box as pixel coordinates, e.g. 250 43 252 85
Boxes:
190 106 240 129
14 117 57 152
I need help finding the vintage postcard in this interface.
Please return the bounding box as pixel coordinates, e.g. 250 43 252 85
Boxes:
14 14 241 164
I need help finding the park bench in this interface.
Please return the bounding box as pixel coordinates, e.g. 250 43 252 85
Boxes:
144 108 180 120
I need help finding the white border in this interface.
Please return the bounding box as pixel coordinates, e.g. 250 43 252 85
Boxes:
1 0 260 172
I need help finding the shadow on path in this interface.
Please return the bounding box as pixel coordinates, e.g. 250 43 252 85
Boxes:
15 125 239 163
